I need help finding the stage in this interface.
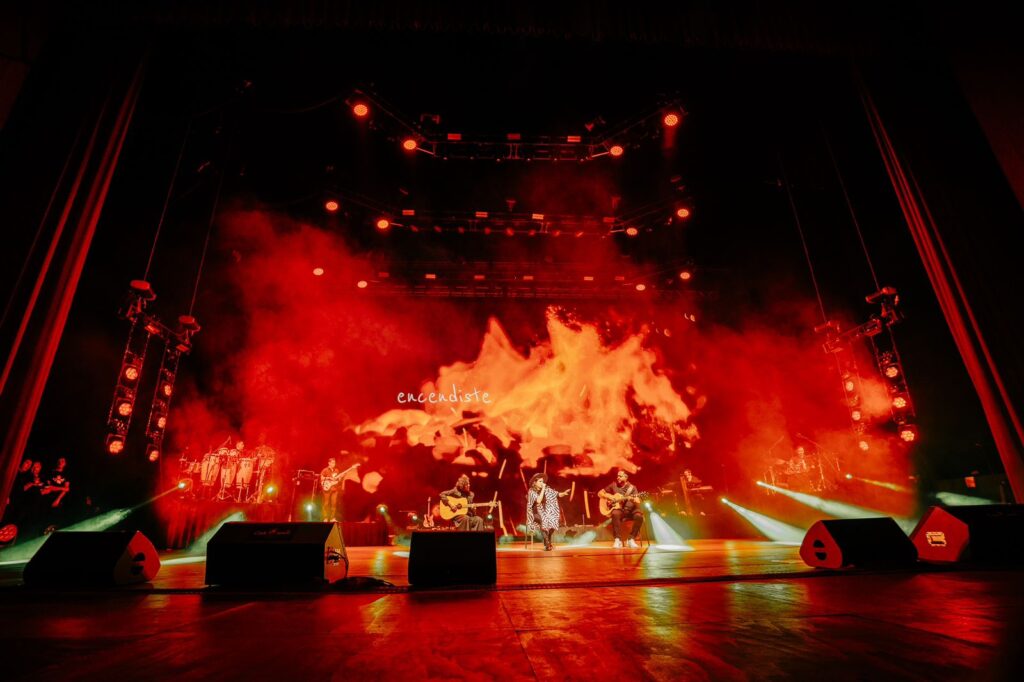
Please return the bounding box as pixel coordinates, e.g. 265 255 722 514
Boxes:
2 540 1023 680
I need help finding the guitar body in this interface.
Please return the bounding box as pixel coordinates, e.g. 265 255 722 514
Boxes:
320 476 341 492
598 491 650 517
439 498 495 521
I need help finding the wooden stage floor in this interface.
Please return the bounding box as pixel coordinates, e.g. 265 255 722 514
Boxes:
2 540 1023 680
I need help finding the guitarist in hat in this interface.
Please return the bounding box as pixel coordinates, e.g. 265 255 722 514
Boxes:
598 469 644 549
440 474 485 531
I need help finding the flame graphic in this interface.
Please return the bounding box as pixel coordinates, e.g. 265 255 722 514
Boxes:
357 308 698 475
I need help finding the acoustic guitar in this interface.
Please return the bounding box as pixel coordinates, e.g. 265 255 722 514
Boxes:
439 497 497 521
598 491 650 517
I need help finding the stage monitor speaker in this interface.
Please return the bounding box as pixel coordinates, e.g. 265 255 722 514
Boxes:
23 530 160 587
910 504 1024 563
205 522 346 587
408 530 496 587
800 517 917 569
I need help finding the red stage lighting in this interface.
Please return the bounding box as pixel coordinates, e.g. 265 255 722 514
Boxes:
356 280 368 289
107 435 125 455
352 103 369 117
884 365 900 378
676 207 691 219
157 416 167 430
376 218 390 230
635 284 647 291
851 409 863 421
324 199 339 213
117 402 132 417
402 138 418 151
678 270 692 281
148 448 160 462
312 267 325 276
609 145 624 157
858 440 870 451
893 396 908 409
844 380 856 393
625 226 639 237
505 228 515 236
124 366 139 382
900 427 917 442
663 113 680 127
162 383 173 398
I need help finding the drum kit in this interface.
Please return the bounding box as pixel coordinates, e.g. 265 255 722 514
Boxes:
178 442 275 503
764 450 841 494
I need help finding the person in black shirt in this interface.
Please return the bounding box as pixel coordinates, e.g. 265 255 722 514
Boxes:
440 474 484 531
599 470 644 549
42 457 71 509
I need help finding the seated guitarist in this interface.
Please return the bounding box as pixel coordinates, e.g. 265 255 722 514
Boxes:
598 470 644 549
440 475 484 531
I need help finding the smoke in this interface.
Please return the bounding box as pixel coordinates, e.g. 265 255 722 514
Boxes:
168 206 915 524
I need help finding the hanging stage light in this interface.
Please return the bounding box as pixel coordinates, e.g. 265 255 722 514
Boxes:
144 342 183 463
106 285 157 454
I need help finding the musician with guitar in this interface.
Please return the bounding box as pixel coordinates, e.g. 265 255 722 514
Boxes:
439 474 488 531
598 470 645 549
320 456 359 523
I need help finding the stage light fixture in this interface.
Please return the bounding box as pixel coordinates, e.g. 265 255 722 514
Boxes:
402 138 418 151
635 284 647 292
117 401 133 417
124 366 139 382
265 485 275 495
324 199 339 213
609 144 624 157
424 273 436 280
625 226 639 237
858 440 870 451
531 213 545 221
356 280 368 289
845 473 853 480
376 218 390 230
148 448 160 462
844 380 856 393
663 113 680 127
377 504 388 515
305 503 314 512
893 396 908 409
884 365 900 378
352 103 369 117
851 409 862 421
177 480 188 490
676 207 691 219
678 270 692 281
313 267 324 276
106 434 125 455
900 426 917 442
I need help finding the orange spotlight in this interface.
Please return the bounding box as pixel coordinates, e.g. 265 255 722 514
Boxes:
356 280 368 289
851 409 862 421
635 283 647 292
124 366 139 381
844 380 856 392
376 218 390 230
893 396 908 409
117 402 132 417
625 226 639 237
352 103 369 117
663 113 680 127
324 199 339 213
156 416 167 430
858 440 870 451
313 267 324 276
402 138 418 151
884 365 900 378
678 270 692 281
107 436 124 455
148 448 160 462
900 427 917 442
676 207 691 219
609 144 624 157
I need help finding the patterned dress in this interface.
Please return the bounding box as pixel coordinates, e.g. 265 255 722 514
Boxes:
526 487 562 532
